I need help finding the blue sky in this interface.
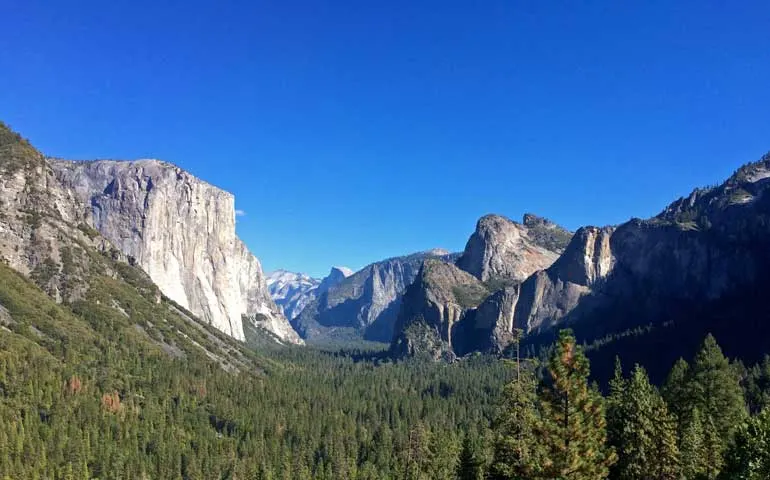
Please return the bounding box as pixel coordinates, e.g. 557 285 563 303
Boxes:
2 1 769 277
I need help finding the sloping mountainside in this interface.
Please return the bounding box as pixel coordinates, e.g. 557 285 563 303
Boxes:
48 157 299 344
266 266 352 320
391 259 491 360
294 249 458 343
456 213 572 284
393 152 770 383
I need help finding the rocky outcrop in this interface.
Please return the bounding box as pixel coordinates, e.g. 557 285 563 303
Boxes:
391 259 490 360
456 214 571 283
294 250 458 343
267 266 352 320
50 158 301 344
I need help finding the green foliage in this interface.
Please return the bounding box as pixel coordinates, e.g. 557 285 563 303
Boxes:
720 408 770 479
451 282 491 309
680 407 707 479
0 121 42 174
607 364 680 480
744 355 770 414
489 361 545 479
0 257 512 479
491 330 617 479
688 335 747 440
456 434 484 480
535 330 616 479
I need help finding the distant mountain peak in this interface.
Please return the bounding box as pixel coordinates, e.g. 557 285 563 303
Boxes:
329 266 354 277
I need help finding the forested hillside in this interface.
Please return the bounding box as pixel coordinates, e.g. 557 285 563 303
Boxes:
0 257 511 478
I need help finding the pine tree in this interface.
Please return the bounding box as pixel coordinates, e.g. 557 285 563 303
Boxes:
606 356 627 478
535 330 616 479
680 407 706 480
720 408 770 479
490 329 547 480
744 356 770 414
688 335 746 441
702 414 724 480
609 364 680 480
662 358 690 429
489 366 543 479
456 435 483 480
650 392 681 480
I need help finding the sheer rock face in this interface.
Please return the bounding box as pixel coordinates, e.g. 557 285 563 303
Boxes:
391 259 490 359
394 155 770 362
487 154 770 346
50 159 301 344
456 214 572 283
294 251 457 343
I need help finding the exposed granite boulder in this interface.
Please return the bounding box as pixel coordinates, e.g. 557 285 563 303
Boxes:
50 158 301 344
456 214 571 283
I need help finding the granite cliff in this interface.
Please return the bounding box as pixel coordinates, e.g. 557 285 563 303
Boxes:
49 159 300 344
392 154 770 381
0 121 271 371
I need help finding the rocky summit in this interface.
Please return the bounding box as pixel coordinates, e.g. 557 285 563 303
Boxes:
456 213 572 283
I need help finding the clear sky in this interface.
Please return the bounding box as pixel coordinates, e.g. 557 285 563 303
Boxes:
2 1 769 277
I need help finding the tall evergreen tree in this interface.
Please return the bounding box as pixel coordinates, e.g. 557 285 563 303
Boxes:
744 356 770 414
688 335 746 441
608 364 680 480
720 408 770 479
489 361 545 479
662 357 690 428
535 330 616 479
680 407 706 480
456 435 483 480
649 392 681 480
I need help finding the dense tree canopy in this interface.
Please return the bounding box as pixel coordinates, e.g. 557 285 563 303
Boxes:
2 254 770 479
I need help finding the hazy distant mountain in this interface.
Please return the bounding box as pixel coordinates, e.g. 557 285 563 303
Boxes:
267 266 353 321
294 249 458 343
